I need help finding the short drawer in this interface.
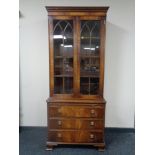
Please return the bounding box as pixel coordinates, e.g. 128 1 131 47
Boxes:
75 131 103 143
80 120 103 129
49 119 103 129
48 131 74 143
48 105 104 118
49 119 74 129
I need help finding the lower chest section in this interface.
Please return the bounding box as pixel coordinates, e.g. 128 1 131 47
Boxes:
47 103 105 143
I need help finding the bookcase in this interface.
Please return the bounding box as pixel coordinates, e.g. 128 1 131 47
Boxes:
46 6 109 151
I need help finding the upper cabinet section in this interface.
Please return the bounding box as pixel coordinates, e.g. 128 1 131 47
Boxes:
46 7 109 97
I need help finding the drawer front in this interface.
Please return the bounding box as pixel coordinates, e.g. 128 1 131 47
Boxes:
75 131 103 143
79 120 103 129
48 105 104 118
49 119 74 129
48 131 74 142
48 131 103 143
49 119 103 129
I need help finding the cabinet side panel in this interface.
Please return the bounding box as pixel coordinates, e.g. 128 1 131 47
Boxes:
48 16 54 96
99 17 106 96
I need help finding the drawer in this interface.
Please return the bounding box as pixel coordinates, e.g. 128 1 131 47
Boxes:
48 105 104 118
48 130 103 143
79 120 103 129
75 131 103 143
49 119 103 129
48 131 74 143
49 119 74 129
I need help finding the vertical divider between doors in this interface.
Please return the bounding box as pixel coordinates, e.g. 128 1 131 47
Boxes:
73 17 80 96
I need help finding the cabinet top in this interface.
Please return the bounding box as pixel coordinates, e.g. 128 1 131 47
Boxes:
45 6 109 16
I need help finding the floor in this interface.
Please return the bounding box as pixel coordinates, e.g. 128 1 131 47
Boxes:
19 127 135 155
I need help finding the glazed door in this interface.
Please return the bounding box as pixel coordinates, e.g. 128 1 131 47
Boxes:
79 19 102 95
49 17 74 95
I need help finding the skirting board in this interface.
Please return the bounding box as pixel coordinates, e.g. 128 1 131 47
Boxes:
19 126 135 133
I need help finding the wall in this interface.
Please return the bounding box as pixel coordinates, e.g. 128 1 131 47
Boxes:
19 0 135 128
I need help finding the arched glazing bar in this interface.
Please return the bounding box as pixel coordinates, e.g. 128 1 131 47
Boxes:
53 20 73 33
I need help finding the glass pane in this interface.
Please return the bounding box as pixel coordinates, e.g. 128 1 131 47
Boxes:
63 58 73 76
80 20 100 95
54 59 63 75
53 20 73 94
64 77 73 94
54 77 63 94
90 78 99 94
80 77 89 94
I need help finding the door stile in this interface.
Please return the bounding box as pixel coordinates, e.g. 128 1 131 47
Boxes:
99 17 106 96
48 16 54 96
73 16 81 96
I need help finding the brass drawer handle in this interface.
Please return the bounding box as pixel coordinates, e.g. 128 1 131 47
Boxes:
57 133 62 138
90 121 95 126
58 120 62 126
91 109 95 114
90 134 94 139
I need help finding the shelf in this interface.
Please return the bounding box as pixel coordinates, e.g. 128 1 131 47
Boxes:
54 56 63 58
80 75 99 78
80 83 89 85
80 56 99 58
54 75 73 77
54 66 62 68
80 83 99 85
54 56 73 58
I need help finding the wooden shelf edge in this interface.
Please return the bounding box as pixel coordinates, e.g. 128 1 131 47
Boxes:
46 96 106 104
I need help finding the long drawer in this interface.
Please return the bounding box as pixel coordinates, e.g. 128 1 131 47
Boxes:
48 130 103 143
48 105 104 118
49 118 103 129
